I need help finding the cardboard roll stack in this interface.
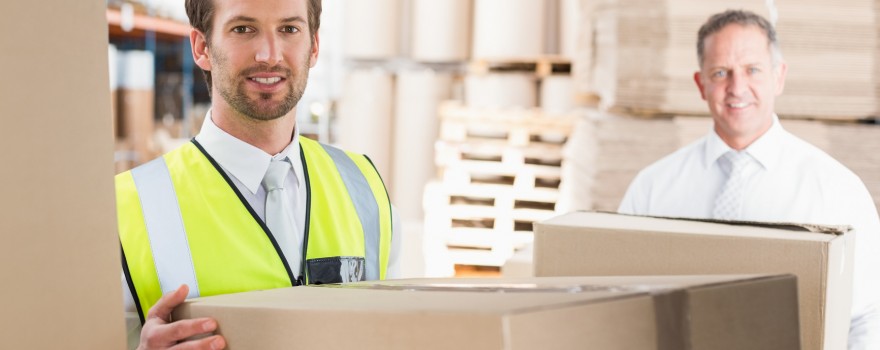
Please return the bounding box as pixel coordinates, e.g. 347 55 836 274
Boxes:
604 0 878 120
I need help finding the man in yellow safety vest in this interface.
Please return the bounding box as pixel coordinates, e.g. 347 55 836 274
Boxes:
116 1 400 349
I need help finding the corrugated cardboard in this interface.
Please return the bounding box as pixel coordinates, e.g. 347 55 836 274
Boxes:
0 1 126 349
533 212 854 350
173 275 799 350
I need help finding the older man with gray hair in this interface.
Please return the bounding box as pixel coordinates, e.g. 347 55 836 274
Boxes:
619 9 879 348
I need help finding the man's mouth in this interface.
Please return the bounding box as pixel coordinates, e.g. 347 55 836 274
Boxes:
250 77 282 85
727 102 751 109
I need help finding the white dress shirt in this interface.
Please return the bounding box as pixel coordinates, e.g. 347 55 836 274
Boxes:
122 112 401 347
619 116 880 349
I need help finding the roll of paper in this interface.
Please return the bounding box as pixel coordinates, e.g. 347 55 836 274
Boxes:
540 75 575 114
343 0 400 59
472 0 545 60
392 69 453 220
465 73 537 109
337 68 395 185
411 0 472 62
559 0 582 59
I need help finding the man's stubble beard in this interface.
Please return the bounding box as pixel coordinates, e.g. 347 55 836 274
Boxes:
211 47 311 122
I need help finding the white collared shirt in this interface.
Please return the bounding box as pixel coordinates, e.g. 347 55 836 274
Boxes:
122 112 401 346
619 116 880 348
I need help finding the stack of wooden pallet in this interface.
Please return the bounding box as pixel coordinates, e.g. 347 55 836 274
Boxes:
424 102 578 267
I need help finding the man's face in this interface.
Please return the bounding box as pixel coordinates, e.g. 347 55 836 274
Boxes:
202 0 318 121
694 24 786 147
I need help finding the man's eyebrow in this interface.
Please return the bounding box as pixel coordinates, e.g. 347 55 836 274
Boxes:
224 16 306 25
225 15 257 25
280 16 307 24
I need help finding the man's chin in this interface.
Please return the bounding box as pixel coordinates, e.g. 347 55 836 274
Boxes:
249 108 292 121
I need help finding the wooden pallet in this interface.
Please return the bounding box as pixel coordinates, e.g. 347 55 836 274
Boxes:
441 161 563 192
436 140 564 167
439 102 578 146
445 247 513 267
424 181 560 267
469 56 572 78
426 181 559 227
429 103 576 267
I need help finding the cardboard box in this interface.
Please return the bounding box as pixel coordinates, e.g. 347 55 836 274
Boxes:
534 212 854 350
173 275 799 350
0 1 126 349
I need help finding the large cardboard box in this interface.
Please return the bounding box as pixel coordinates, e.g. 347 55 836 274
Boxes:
0 1 126 349
173 275 800 350
534 212 854 350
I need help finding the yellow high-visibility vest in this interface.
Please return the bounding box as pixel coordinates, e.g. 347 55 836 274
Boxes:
117 137 392 323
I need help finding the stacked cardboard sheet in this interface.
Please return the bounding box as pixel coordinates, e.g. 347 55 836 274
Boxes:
603 0 878 120
584 113 680 211
828 123 880 211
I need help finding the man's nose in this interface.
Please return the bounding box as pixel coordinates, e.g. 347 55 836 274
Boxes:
255 33 283 65
726 70 747 95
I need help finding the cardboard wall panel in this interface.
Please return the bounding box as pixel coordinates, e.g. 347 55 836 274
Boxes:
0 1 126 349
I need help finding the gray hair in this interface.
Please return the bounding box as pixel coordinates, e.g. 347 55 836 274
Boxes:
697 9 783 67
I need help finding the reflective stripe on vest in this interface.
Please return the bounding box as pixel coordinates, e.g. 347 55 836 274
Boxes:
130 157 200 299
320 144 380 281
298 138 392 283
118 138 391 321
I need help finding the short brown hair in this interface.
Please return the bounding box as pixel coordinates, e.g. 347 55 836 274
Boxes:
184 0 323 91
697 9 782 67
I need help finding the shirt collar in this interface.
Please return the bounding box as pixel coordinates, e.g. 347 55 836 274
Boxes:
742 115 783 172
194 110 301 195
704 114 783 171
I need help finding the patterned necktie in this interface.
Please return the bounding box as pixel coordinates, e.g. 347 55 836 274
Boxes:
713 151 751 220
262 158 300 277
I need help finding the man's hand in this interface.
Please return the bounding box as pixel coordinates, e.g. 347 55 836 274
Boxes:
137 285 226 350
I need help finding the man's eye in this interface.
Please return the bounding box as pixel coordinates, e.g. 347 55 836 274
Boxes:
712 70 727 78
232 26 253 34
748 67 760 74
280 26 299 34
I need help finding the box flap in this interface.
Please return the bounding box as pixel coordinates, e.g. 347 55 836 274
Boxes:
604 211 851 235
539 211 850 241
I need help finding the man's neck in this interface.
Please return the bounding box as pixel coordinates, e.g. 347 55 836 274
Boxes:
716 120 773 151
211 102 297 156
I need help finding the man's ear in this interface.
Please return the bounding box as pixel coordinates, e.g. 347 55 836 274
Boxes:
190 29 212 71
693 71 707 100
309 30 320 68
774 61 788 96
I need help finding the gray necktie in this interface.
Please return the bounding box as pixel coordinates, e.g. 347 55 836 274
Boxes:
713 151 751 220
262 158 299 276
